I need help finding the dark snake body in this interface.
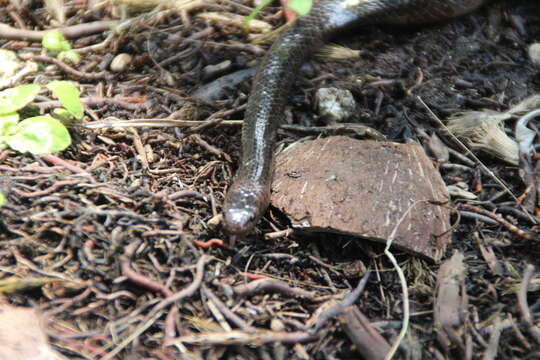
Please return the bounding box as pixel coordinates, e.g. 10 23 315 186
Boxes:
223 0 487 235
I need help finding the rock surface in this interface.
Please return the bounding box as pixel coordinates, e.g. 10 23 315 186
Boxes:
271 136 451 261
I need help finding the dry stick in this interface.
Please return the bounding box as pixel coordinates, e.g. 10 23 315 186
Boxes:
416 96 537 225
40 154 94 181
308 271 371 334
102 255 211 360
233 278 316 299
19 54 111 80
202 286 253 331
153 255 211 311
482 316 503 360
77 118 242 129
517 264 540 343
12 179 81 198
459 204 540 243
35 97 152 112
340 306 391 360
0 20 118 41
167 329 317 346
119 244 180 340
206 296 232 332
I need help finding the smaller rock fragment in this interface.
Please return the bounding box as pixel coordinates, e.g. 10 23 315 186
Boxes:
202 60 232 81
315 87 356 125
110 53 133 72
528 43 540 66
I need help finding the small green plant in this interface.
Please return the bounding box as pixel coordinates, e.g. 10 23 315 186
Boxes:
0 81 83 154
286 0 312 15
42 31 80 64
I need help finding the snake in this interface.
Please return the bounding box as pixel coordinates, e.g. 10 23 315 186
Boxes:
222 0 488 236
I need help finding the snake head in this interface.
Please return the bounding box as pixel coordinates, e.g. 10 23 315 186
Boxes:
223 181 270 236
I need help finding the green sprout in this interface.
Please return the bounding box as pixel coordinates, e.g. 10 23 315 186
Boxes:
286 0 312 15
0 81 83 154
42 30 80 64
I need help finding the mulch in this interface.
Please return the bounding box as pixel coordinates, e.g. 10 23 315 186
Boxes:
0 0 539 359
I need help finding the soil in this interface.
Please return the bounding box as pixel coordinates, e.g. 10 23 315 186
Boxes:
0 0 539 359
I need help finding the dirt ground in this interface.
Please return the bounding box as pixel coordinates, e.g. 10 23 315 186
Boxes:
1 0 540 359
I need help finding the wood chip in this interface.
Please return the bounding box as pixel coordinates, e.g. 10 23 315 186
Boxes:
0 304 62 360
271 137 451 261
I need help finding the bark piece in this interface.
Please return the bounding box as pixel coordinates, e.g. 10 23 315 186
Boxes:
339 306 391 360
271 137 450 261
0 304 61 360
434 251 468 354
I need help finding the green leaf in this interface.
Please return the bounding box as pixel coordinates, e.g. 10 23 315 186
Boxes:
42 31 71 52
52 108 80 126
46 81 84 120
244 0 273 32
0 84 40 114
0 112 19 136
6 115 71 154
58 50 81 64
286 0 312 16
0 191 4 207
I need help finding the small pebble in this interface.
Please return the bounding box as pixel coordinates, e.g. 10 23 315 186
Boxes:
202 60 232 81
110 53 133 72
315 87 356 124
528 43 540 66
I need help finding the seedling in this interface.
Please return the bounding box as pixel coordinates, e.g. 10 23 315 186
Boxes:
0 81 83 154
286 0 312 15
42 30 80 64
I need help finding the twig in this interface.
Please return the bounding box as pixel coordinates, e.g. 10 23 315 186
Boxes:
166 329 317 346
19 54 111 80
340 306 391 360
40 154 94 181
103 255 211 359
417 96 536 224
75 118 242 129
264 228 293 239
482 316 503 360
0 20 118 41
168 190 206 201
459 204 540 243
308 271 370 333
517 264 540 343
233 278 316 299
12 179 81 198
35 97 152 112
153 255 211 312
120 256 172 298
202 286 253 330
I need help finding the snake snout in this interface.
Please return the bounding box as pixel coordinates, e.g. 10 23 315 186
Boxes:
222 182 269 236
223 207 258 236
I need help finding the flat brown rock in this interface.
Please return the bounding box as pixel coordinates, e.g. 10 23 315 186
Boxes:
271 137 451 261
